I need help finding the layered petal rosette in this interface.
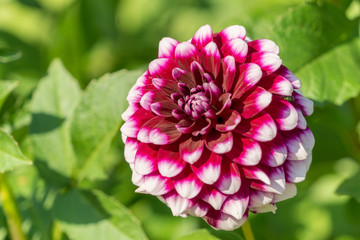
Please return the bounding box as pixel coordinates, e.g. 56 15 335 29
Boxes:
121 25 314 230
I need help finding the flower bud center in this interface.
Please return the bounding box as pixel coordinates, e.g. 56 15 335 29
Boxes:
184 86 210 119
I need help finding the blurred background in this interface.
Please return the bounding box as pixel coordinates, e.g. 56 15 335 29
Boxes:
0 0 360 239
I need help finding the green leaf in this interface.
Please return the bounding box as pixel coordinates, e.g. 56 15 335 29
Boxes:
0 47 22 63
0 129 31 173
54 189 148 240
71 69 142 181
336 169 360 202
296 39 360 105
0 81 18 110
29 59 81 180
176 229 243 240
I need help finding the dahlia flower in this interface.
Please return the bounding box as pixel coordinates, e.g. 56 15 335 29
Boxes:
121 25 314 230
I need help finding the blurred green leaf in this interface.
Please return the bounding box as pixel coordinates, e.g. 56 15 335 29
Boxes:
297 39 360 105
337 169 360 202
176 229 243 240
29 59 81 181
0 47 22 63
0 80 17 110
71 69 142 181
0 129 30 173
54 189 148 240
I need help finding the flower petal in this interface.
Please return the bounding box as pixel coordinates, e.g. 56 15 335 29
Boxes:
191 149 222 184
205 131 233 154
240 87 272 119
199 187 228 210
151 100 179 117
158 37 179 58
124 138 139 164
137 116 164 143
200 42 221 78
175 42 199 71
140 90 169 111
260 134 287 167
191 24 213 50
215 109 241 132
282 129 311 161
218 25 246 43
248 39 279 54
134 143 158 175
158 145 186 177
205 210 248 231
284 160 307 183
273 183 297 203
268 99 298 131
247 52 282 74
149 119 182 145
214 161 241 195
164 191 191 216
172 68 196 88
221 191 249 220
275 65 301 89
294 92 314 116
258 74 293 96
221 56 236 93
248 190 273 208
186 200 209 217
149 58 178 79
173 167 203 199
232 63 263 99
251 166 286 194
243 166 271 184
235 112 277 142
221 38 248 63
226 134 262 166
179 136 204 164
143 174 174 195
121 108 154 138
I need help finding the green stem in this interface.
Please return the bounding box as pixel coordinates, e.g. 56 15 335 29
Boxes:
242 219 255 240
0 173 27 240
51 220 64 240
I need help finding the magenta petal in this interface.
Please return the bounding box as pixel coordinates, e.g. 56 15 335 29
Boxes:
214 162 241 194
191 149 222 184
199 186 227 210
121 108 154 138
251 167 286 194
152 78 180 95
140 90 169 111
179 136 204 164
151 100 179 117
268 99 298 131
205 131 233 154
143 174 174 195
234 112 277 142
294 92 314 116
216 93 232 115
191 24 213 51
259 74 293 96
260 134 287 167
215 109 241 132
243 166 270 184
248 39 279 54
205 210 248 231
124 137 139 164
158 37 179 58
247 52 282 74
241 87 272 119
226 134 262 166
164 191 191 216
158 145 186 177
248 190 273 208
221 38 248 63
137 116 164 143
284 160 307 183
173 167 203 199
149 58 177 79
175 119 196 134
134 143 158 175
221 56 236 93
172 68 196 88
218 25 246 43
149 119 182 145
175 42 200 71
200 42 221 78
232 63 263 99
295 106 307 129
186 200 209 217
221 191 249 219
275 65 301 89
281 128 313 160
122 103 140 121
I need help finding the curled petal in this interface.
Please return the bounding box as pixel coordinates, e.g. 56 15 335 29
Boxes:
121 108 154 138
243 166 271 184
221 56 236 93
240 87 272 119
191 24 213 50
268 99 298 131
215 109 241 132
275 65 301 89
137 116 164 143
175 42 200 71
140 90 169 111
149 58 177 79
151 100 179 117
149 119 182 145
258 74 293 96
201 42 221 78
251 166 286 194
248 39 280 54
172 68 196 88
158 37 179 58
221 38 248 63
232 63 263 99
205 131 233 154
218 25 247 43
247 52 282 74
294 92 314 116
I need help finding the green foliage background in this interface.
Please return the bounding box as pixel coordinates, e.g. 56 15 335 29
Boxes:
0 0 360 239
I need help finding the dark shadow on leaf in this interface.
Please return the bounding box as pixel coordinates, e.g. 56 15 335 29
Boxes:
30 113 65 134
34 160 72 188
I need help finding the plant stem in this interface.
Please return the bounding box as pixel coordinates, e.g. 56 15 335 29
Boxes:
242 219 255 240
0 173 27 240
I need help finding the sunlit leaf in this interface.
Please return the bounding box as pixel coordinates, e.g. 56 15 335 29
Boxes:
0 81 18 110
0 47 22 63
71 69 142 181
29 59 81 181
54 189 148 240
0 130 31 173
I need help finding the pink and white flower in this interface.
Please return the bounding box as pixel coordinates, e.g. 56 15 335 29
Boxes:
121 25 314 230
